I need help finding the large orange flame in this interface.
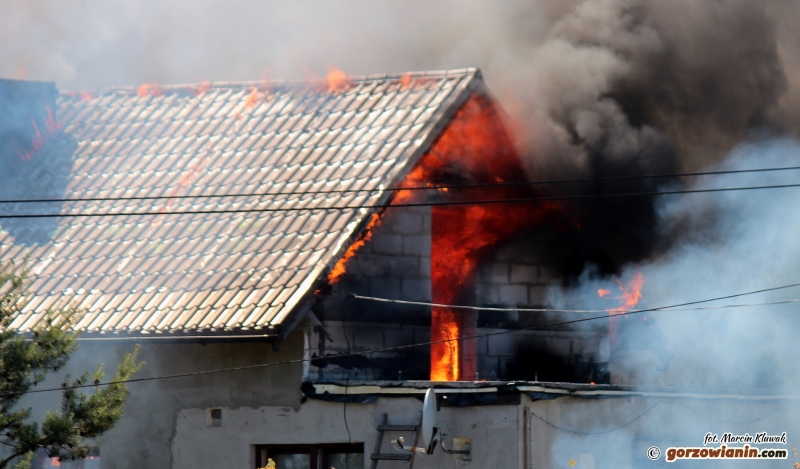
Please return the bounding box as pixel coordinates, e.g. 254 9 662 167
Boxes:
421 95 561 381
321 92 562 381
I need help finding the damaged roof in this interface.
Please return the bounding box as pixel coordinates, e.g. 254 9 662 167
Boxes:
0 69 481 338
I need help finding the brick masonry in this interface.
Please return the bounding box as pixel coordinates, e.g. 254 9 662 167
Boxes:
312 207 609 382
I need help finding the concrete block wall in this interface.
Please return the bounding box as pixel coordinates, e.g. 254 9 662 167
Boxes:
319 205 431 316
472 227 610 383
475 228 563 308
312 207 609 383
306 320 431 381
311 205 432 380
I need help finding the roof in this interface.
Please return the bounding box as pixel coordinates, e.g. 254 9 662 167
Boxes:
0 69 482 338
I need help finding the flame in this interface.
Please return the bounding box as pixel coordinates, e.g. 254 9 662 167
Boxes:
320 93 562 381
327 213 383 283
80 91 94 101
193 82 211 96
326 67 352 94
245 87 259 109
598 271 645 343
400 73 414 90
20 106 60 160
137 83 163 98
425 95 561 380
608 271 644 315
597 289 610 298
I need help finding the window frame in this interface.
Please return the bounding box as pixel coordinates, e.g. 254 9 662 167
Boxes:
255 443 363 469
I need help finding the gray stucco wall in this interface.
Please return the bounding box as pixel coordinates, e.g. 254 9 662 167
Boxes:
172 396 523 469
15 329 304 469
170 392 799 469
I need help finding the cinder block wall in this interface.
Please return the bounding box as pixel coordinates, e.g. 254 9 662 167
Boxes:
475 229 561 309
311 208 608 383
310 205 433 380
473 228 609 382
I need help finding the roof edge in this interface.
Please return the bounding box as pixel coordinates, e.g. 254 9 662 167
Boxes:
60 68 482 97
305 380 800 402
269 69 485 337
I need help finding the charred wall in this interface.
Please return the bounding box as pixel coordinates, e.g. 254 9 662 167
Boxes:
310 203 610 383
474 227 610 383
310 205 433 380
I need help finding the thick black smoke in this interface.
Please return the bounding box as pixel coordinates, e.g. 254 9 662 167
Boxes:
514 0 792 277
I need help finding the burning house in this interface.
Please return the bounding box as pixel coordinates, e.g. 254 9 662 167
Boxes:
1 69 798 469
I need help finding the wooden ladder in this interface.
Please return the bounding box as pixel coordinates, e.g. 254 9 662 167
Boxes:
369 411 423 469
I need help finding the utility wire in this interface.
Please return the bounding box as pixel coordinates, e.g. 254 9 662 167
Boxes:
528 402 661 435
10 281 800 397
4 182 800 219
66 295 800 343
2 165 799 205
349 294 800 313
527 402 792 434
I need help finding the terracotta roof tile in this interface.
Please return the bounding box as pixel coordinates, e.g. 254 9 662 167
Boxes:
1 69 479 335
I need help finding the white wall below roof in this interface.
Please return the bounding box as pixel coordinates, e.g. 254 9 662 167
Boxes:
171 397 522 469
170 393 800 469
9 330 305 469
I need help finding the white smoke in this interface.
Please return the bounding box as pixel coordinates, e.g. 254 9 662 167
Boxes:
550 138 800 388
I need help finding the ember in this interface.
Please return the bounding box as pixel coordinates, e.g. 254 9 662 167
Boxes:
244 86 258 109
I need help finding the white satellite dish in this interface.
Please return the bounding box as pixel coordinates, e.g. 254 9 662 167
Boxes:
421 388 438 453
391 388 471 462
391 388 438 455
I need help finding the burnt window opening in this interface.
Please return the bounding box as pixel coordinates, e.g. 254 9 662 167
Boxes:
207 408 222 427
255 443 363 469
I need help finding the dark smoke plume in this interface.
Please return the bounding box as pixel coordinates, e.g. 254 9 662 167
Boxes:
512 0 791 276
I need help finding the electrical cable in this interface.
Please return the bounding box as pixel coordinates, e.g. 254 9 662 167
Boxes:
2 165 800 205
349 295 800 313
8 281 800 397
528 402 795 435
342 298 353 445
528 402 661 435
663 402 787 424
5 182 800 219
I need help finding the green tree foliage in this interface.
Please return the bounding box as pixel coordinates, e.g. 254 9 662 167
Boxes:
0 261 142 468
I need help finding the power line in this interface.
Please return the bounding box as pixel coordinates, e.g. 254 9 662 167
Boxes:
4 181 800 219
528 402 661 435
527 402 791 434
2 165 799 206
349 294 800 313
12 281 800 397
